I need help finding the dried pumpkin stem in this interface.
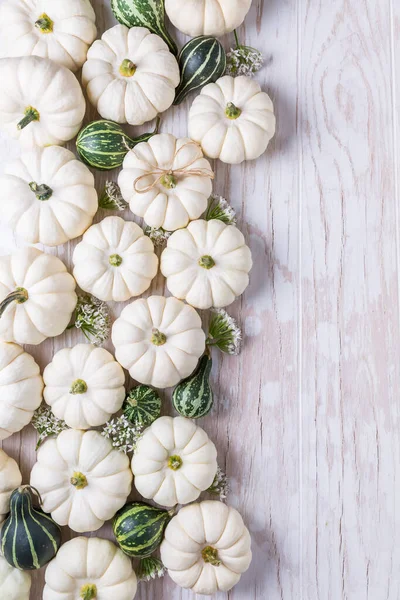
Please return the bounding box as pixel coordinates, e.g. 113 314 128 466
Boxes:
29 181 53 201
202 546 221 566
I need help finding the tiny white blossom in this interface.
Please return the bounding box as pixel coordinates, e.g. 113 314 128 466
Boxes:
208 467 230 502
205 195 237 225
32 405 69 449
138 557 166 581
226 31 264 78
73 294 111 347
99 182 128 211
206 309 242 355
145 226 172 246
102 415 142 454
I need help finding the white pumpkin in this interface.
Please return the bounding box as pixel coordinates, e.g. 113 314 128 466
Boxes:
30 429 132 533
161 219 252 309
0 146 98 247
161 501 252 594
0 0 97 72
119 134 213 231
0 56 85 148
165 0 252 37
0 247 77 346
0 342 43 440
0 449 22 523
82 25 180 126
131 416 217 507
112 295 206 388
73 216 158 302
43 344 125 430
189 75 276 164
0 554 31 600
43 536 137 600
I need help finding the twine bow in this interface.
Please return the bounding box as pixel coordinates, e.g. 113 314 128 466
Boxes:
133 141 214 194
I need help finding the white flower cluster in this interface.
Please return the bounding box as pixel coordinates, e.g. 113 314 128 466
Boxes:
145 226 172 246
138 557 166 582
226 46 264 78
207 308 242 356
74 294 111 347
206 195 237 225
208 466 230 502
31 405 69 449
102 415 142 454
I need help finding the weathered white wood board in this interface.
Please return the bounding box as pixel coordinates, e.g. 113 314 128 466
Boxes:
0 0 399 598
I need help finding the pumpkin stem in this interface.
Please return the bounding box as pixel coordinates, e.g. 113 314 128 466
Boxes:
198 255 215 269
151 328 167 346
29 181 53 201
119 59 136 77
109 253 123 267
0 288 29 318
225 102 242 120
201 546 221 566
35 13 54 33
168 455 183 470
70 379 88 395
70 472 88 490
160 173 177 189
80 583 97 600
233 29 240 49
17 106 40 130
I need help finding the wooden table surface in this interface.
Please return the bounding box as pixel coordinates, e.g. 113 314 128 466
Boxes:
1 0 400 598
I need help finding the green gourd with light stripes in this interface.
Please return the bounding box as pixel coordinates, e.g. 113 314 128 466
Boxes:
172 354 213 418
113 502 172 558
1 486 61 570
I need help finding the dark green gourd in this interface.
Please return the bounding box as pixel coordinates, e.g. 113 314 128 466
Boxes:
111 0 177 55
1 486 61 570
123 385 161 427
76 118 159 171
174 36 226 105
113 502 172 558
172 354 213 418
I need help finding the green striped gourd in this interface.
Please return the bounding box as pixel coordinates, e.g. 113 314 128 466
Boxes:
1 486 61 570
111 0 177 55
172 354 213 418
123 385 161 427
113 502 172 558
76 118 159 171
174 36 226 105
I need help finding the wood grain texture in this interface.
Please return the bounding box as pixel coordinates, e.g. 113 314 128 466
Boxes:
0 0 399 598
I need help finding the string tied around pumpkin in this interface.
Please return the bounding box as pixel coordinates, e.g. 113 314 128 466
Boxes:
132 140 214 194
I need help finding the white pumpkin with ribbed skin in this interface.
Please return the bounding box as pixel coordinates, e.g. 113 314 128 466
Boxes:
119 134 213 231
131 416 217 507
0 146 98 247
112 296 206 389
161 219 253 309
0 247 77 346
0 0 97 72
161 501 252 594
189 75 276 164
30 429 132 533
0 342 43 440
0 449 22 523
0 554 31 600
43 537 137 600
43 344 125 430
0 56 85 148
82 25 179 126
165 0 252 37
73 216 158 303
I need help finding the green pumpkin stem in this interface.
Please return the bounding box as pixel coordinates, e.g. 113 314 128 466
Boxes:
160 173 177 189
109 254 123 267
70 472 88 490
233 29 240 49
17 107 40 130
198 255 215 269
225 102 242 120
29 181 53 201
168 455 182 470
151 329 167 346
201 546 221 566
35 13 54 33
70 379 88 395
119 59 136 77
0 288 28 318
80 583 97 600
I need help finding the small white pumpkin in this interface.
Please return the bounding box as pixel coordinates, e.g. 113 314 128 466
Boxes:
0 55 86 148
0 554 31 600
119 133 213 231
112 295 206 388
43 344 125 430
131 416 217 507
43 536 137 600
30 429 133 533
160 500 252 594
0 449 22 523
0 0 97 72
0 342 43 440
73 216 158 302
161 219 252 309
189 75 276 164
0 146 98 247
0 247 77 346
82 25 180 126
165 0 252 37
